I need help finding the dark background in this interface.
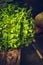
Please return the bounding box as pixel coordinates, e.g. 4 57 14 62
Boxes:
0 0 43 18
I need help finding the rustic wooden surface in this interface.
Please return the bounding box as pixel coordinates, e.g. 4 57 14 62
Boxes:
0 49 21 65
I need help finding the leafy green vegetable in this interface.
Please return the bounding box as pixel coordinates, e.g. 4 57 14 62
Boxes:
0 4 34 51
